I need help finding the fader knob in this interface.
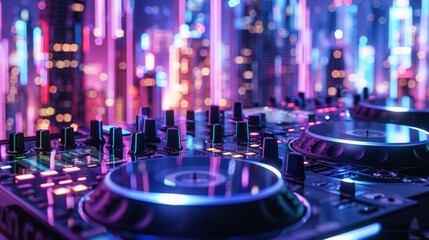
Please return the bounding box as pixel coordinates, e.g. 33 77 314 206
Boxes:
259 113 266 128
108 127 124 149
144 118 161 143
260 137 281 169
208 105 220 126
129 132 148 155
165 128 183 150
186 110 195 121
363 87 369 100
248 114 262 129
353 94 361 106
8 132 25 154
234 121 249 142
35 129 52 151
136 115 146 133
261 137 279 160
86 120 106 146
260 131 274 149
231 102 243 121
161 110 176 131
210 124 224 144
340 179 356 198
285 152 306 179
61 127 76 149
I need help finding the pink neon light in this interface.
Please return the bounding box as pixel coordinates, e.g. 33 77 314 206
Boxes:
241 166 249 188
210 0 222 105
111 0 122 39
83 26 90 53
95 0 106 39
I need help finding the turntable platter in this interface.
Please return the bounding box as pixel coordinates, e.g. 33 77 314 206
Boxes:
81 157 307 238
351 98 429 130
291 121 429 167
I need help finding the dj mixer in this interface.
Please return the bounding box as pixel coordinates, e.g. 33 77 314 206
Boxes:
1 97 429 239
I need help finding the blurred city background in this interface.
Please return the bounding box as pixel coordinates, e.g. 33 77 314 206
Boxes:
0 0 426 138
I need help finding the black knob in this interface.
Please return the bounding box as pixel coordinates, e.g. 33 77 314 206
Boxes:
210 124 224 144
86 120 106 146
308 114 316 123
161 110 176 131
35 129 52 151
232 102 243 121
285 96 293 103
129 132 148 155
259 113 266 128
108 127 124 149
353 94 361 106
285 152 306 179
260 131 274 149
186 110 195 121
165 128 183 150
208 105 220 126
298 92 306 107
136 115 146 133
269 97 277 107
8 132 25 154
61 127 76 149
144 118 161 143
248 114 262 129
325 96 333 106
314 99 322 108
234 121 249 142
363 87 369 100
261 137 279 160
340 179 356 198
140 107 151 117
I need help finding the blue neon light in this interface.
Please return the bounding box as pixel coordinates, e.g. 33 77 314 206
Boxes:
140 33 150 51
325 223 382 240
15 20 28 86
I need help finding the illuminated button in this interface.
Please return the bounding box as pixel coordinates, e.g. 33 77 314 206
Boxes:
308 122 315 126
40 182 55 188
72 184 88 192
15 174 36 182
222 152 233 156
59 179 73 185
0 165 12 170
287 128 295 132
244 152 256 156
231 154 243 158
206 148 222 153
77 177 87 182
249 144 259 148
250 132 260 137
63 167 81 173
40 170 59 177
299 126 306 130
53 187 70 195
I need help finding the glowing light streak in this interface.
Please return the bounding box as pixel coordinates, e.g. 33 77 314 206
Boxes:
111 0 123 39
166 45 179 109
140 33 150 50
296 0 312 95
0 40 8 140
15 20 28 86
125 0 134 122
210 0 222 105
388 0 412 98
95 0 106 39
325 223 381 240
357 36 374 93
417 0 428 101
33 27 42 66
145 53 155 71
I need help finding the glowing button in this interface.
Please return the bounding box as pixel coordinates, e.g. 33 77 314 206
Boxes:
244 152 256 156
59 179 73 185
53 187 70 195
72 184 88 192
40 182 55 188
231 154 243 158
63 167 81 173
40 170 59 177
222 152 233 156
287 128 295 132
250 132 259 136
250 144 260 148
15 174 35 182
206 148 221 153
77 177 87 182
